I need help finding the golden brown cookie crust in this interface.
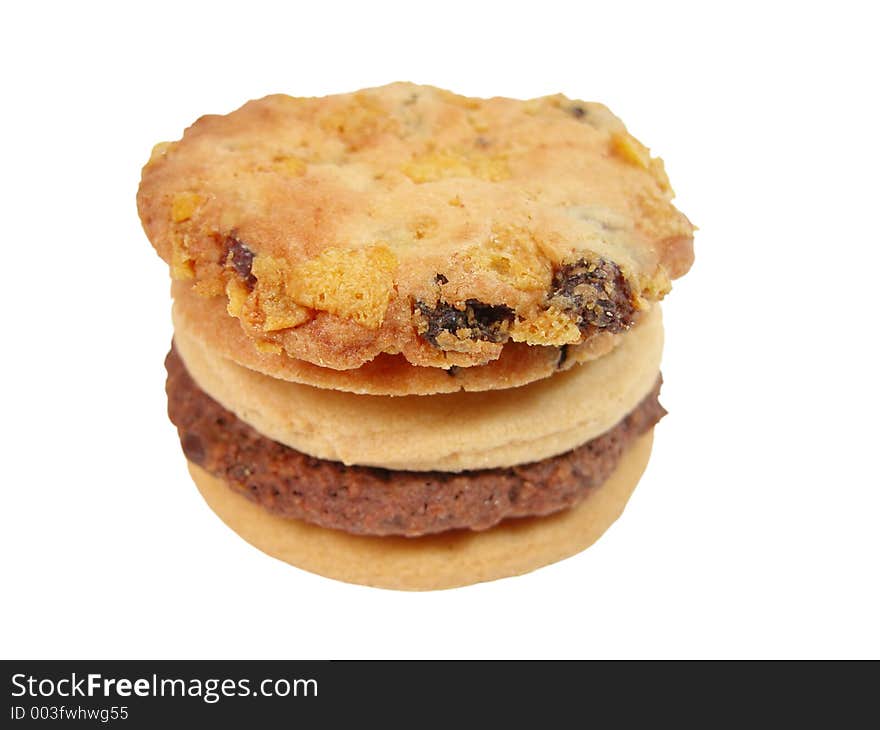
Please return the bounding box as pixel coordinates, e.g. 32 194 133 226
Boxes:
185 431 653 590
139 83 693 371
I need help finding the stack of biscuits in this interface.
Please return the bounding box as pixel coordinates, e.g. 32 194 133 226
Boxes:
137 83 694 590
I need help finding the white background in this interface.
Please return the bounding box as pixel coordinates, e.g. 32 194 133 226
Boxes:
2 1 878 659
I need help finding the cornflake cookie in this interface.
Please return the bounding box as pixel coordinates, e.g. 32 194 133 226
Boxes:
138 83 693 373
139 83 696 590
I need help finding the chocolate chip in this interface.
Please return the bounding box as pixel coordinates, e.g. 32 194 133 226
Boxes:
434 273 449 285
569 105 587 119
226 235 257 289
416 299 514 348
549 258 636 334
181 432 205 464
446 365 460 377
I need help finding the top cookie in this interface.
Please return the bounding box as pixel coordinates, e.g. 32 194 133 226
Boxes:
138 83 693 371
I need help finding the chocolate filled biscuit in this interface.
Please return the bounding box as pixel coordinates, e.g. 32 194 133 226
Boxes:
137 83 695 589
166 345 665 536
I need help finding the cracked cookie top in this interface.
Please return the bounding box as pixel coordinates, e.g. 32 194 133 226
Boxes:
138 82 693 371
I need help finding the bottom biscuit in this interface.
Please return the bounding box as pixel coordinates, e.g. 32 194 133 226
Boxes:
186 430 653 591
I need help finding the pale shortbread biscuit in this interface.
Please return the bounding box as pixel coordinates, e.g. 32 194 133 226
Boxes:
171 281 623 395
186 431 653 591
140 83 693 372
174 307 663 472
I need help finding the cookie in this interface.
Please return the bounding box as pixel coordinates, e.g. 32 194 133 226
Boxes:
168 347 663 536
172 305 663 471
139 83 695 589
186 431 654 591
139 83 693 374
